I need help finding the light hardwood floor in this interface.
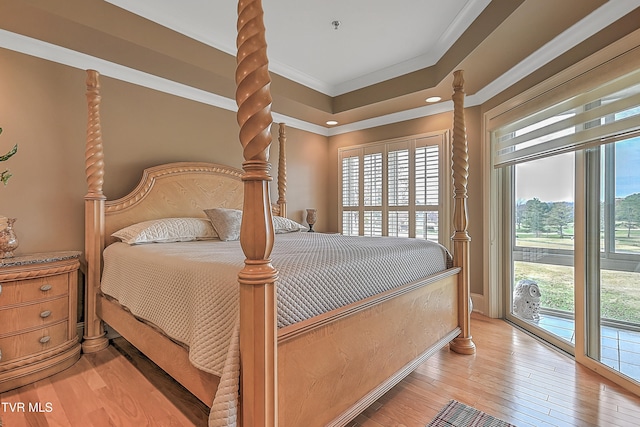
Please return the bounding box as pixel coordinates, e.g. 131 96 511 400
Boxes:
2 314 640 426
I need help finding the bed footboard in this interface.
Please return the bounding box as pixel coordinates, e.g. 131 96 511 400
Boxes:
278 271 459 427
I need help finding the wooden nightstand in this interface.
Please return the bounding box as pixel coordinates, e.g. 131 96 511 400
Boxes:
0 251 82 392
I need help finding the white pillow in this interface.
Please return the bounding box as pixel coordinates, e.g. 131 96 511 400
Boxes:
112 218 218 244
204 208 308 241
273 216 307 233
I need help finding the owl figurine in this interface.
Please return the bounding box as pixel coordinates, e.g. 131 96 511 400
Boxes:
513 279 541 321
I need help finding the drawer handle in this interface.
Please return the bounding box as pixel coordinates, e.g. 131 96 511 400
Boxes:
40 310 52 318
0 284 2 295
40 336 51 344
0 348 2 361
40 284 52 292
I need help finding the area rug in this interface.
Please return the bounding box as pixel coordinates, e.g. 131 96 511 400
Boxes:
426 400 516 427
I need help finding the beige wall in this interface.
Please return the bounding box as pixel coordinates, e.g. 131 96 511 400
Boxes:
0 50 87 253
0 48 330 255
272 126 330 231
327 107 484 295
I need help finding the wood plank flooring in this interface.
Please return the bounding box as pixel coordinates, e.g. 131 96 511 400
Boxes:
2 314 640 426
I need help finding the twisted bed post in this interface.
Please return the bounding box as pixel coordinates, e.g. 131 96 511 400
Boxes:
449 70 476 355
82 69 109 354
276 123 287 218
236 0 278 426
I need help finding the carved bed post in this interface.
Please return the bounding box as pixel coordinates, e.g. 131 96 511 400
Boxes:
82 69 109 353
449 70 476 355
277 123 287 218
236 1 278 426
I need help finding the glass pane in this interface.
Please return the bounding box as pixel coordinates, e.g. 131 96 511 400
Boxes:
364 210 382 237
513 153 575 345
388 211 409 238
613 138 640 254
593 138 640 383
416 211 438 241
388 149 409 206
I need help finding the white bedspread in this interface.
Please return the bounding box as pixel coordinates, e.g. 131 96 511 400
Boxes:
100 232 452 426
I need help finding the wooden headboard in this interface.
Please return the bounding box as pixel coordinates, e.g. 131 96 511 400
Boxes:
103 162 244 245
84 71 289 248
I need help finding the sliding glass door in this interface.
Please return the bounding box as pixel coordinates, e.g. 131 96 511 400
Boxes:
584 138 640 382
492 63 640 392
504 138 640 384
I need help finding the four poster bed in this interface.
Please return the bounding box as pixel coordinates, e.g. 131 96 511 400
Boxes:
81 2 476 426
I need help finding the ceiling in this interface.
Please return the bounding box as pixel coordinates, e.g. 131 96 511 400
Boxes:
104 0 492 96
1 0 640 135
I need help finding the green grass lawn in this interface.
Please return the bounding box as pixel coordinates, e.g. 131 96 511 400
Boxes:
514 261 640 324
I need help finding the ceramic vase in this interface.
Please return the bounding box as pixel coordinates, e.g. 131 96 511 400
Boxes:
0 218 18 258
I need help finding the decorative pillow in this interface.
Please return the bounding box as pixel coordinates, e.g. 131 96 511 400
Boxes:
204 208 243 241
112 218 218 244
204 208 308 240
273 216 307 233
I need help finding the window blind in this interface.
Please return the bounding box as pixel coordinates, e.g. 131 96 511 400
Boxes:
493 68 640 168
342 154 359 207
363 210 382 236
342 211 359 236
363 153 382 206
415 145 439 206
388 149 409 207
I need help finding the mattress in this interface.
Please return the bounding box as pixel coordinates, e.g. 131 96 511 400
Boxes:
101 232 452 376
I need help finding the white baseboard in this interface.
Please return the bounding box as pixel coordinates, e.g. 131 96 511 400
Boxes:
471 293 486 316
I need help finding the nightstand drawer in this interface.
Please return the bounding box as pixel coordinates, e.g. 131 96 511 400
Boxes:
0 274 69 305
0 297 68 332
0 321 69 364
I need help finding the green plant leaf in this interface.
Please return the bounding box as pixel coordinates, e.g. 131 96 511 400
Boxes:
0 144 18 162
0 170 12 185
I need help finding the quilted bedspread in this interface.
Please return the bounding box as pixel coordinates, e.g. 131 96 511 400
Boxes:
100 232 452 426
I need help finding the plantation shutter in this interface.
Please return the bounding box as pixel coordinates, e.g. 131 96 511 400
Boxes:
341 149 360 236
415 141 439 206
493 68 640 168
363 151 383 236
387 141 409 237
415 137 440 241
338 131 449 244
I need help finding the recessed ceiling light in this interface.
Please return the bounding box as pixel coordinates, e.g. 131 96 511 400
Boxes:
426 96 441 103
326 120 338 126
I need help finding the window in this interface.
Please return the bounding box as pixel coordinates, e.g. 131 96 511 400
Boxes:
338 132 449 244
